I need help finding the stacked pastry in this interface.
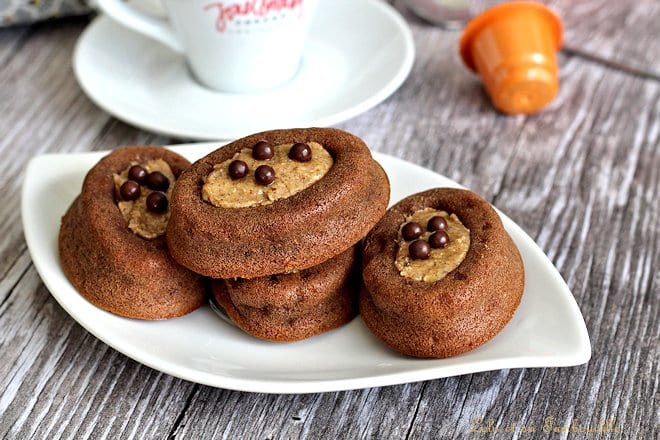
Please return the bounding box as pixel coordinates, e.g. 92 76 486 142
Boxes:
166 128 390 341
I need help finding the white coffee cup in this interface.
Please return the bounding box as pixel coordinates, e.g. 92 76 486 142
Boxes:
96 0 318 92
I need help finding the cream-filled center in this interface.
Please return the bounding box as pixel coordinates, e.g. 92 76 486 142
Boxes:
113 159 175 240
202 142 333 209
395 208 470 282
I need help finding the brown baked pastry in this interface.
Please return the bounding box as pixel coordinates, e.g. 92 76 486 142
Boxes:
210 245 360 342
166 128 390 279
360 188 524 358
59 146 206 320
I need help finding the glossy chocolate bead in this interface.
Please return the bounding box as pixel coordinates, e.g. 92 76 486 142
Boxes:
128 165 148 184
146 192 168 213
120 180 141 201
146 171 170 191
228 160 249 179
289 142 312 162
255 165 275 186
429 230 449 249
427 215 448 232
409 239 431 260
252 141 274 160
401 222 423 241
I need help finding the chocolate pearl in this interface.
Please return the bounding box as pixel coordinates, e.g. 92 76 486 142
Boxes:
120 180 141 201
401 222 423 241
255 165 275 186
427 215 448 232
429 230 450 249
128 165 148 184
252 141 274 160
409 239 431 260
228 160 249 179
146 171 170 191
146 192 168 213
289 142 312 162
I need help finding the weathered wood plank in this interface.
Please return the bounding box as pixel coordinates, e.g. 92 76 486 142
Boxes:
170 384 425 439
545 0 660 79
0 22 31 66
0 265 196 439
0 5 657 440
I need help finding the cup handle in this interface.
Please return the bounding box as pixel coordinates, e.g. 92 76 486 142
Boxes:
95 0 184 53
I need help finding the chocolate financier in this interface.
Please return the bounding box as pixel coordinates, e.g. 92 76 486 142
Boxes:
361 188 524 358
167 128 390 279
59 146 206 320
211 245 360 342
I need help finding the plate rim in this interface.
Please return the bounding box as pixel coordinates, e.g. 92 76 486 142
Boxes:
21 145 591 394
72 0 416 140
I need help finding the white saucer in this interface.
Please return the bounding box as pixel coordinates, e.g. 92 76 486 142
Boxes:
22 144 591 394
73 0 415 140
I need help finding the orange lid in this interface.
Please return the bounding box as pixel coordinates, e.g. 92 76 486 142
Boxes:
459 2 563 114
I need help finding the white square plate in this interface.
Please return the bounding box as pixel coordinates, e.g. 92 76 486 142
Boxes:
22 144 590 393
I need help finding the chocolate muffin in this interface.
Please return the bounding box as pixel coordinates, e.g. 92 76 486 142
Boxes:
166 128 390 279
361 188 524 358
210 245 360 342
59 146 206 320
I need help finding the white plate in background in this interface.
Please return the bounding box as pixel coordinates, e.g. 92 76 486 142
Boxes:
73 0 415 140
22 144 590 394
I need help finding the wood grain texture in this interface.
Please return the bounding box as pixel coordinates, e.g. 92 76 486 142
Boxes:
0 2 658 440
543 0 660 79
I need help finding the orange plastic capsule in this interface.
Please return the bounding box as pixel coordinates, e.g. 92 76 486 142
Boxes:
460 2 563 115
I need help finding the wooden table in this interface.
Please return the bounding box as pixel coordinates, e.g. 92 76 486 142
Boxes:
1 1 657 438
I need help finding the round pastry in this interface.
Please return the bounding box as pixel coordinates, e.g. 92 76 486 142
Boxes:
166 128 390 279
210 245 360 342
360 188 524 358
59 146 206 320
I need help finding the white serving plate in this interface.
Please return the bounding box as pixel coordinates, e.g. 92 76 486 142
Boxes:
22 144 590 393
73 0 415 140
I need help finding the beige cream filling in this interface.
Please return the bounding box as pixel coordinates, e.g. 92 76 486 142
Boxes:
202 142 333 208
395 208 470 282
112 158 175 240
